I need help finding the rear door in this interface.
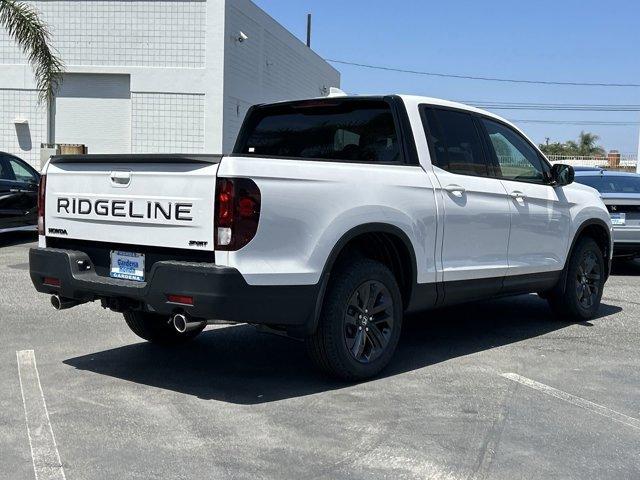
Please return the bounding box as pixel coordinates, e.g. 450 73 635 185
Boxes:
480 118 572 275
44 157 219 251
421 107 511 301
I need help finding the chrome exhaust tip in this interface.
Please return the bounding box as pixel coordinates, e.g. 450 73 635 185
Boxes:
51 295 81 311
172 313 204 334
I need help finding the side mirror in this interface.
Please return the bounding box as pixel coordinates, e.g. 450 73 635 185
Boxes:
550 163 574 186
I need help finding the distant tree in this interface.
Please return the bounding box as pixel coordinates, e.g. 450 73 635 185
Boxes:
539 141 573 156
0 0 64 103
576 131 606 157
539 131 606 157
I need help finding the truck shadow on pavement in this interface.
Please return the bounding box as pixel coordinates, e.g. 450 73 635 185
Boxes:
63 294 621 405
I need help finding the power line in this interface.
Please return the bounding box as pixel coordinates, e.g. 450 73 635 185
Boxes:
326 59 640 88
508 119 640 126
465 102 640 112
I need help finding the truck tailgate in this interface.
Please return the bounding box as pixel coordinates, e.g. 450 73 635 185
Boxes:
44 158 219 251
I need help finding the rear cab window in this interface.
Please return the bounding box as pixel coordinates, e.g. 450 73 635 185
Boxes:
234 99 403 164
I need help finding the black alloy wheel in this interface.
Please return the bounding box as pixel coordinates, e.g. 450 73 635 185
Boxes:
344 280 395 364
576 250 602 309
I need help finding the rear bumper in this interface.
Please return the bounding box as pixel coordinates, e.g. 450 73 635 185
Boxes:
29 247 318 332
613 242 640 257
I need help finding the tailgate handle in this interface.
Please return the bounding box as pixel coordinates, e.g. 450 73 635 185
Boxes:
110 171 131 186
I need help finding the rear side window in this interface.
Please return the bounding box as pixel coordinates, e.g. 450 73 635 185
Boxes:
235 100 401 164
422 108 489 177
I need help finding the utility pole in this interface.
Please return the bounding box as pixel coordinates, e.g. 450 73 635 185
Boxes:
545 137 550 146
306 14 312 48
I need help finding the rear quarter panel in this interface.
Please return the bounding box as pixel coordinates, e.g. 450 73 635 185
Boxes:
216 156 438 286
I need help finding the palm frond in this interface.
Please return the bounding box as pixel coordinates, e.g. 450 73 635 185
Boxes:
0 0 64 103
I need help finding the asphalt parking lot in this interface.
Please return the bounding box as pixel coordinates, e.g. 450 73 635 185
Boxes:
1 233 639 480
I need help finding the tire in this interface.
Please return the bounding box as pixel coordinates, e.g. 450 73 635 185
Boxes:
306 258 403 381
547 237 605 321
123 311 205 345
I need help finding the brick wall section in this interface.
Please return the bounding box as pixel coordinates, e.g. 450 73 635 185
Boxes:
0 1 207 68
0 89 47 168
131 93 205 153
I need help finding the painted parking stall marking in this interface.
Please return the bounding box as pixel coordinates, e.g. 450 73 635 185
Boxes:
16 350 66 480
502 372 640 431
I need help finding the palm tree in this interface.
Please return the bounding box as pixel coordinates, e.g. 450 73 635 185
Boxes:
576 131 606 157
0 0 64 103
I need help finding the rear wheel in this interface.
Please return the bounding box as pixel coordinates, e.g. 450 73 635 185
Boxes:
547 237 605 321
123 311 204 345
306 258 403 381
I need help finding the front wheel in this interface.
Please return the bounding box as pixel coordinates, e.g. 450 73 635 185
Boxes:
305 258 403 381
123 311 205 345
547 237 605 321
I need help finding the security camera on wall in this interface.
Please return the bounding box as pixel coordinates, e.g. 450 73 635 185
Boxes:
237 31 248 43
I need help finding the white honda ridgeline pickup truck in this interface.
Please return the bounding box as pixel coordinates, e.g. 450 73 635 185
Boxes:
30 95 613 380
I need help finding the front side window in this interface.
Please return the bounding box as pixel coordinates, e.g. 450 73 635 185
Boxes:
422 108 490 177
482 119 547 184
235 100 401 164
8 157 37 183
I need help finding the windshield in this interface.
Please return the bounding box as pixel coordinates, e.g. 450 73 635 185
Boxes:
234 99 401 164
575 174 640 194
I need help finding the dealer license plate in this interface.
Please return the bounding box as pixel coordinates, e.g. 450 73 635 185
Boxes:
110 250 145 281
610 213 626 226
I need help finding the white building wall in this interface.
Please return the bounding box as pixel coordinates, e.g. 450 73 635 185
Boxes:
0 0 221 166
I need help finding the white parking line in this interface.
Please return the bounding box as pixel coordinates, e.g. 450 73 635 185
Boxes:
16 350 66 480
502 372 640 431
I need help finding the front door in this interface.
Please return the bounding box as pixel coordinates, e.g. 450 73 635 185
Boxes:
6 155 39 227
421 107 511 303
0 155 27 229
480 118 572 276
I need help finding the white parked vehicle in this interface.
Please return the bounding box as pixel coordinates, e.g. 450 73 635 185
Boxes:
30 95 613 379
573 168 640 259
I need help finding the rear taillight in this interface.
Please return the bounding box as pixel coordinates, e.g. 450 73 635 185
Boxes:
214 178 261 251
43 277 60 287
37 174 46 235
166 294 194 306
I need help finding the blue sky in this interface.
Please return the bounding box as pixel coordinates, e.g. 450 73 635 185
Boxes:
254 0 640 153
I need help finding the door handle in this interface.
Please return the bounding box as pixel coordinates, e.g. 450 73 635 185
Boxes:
510 191 526 202
444 184 466 197
110 171 131 186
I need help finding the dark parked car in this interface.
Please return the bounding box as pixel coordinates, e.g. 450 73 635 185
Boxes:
0 152 40 233
574 169 640 258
